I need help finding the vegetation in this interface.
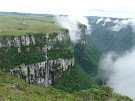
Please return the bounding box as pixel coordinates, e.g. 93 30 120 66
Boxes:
0 13 133 100
0 47 45 72
0 32 73 72
0 69 132 101
88 17 135 53
74 43 101 77
0 14 63 36
48 39 74 60
54 63 98 93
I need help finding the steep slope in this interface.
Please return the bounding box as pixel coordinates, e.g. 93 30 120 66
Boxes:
0 14 74 87
0 13 100 90
0 69 132 101
54 63 98 93
74 42 101 77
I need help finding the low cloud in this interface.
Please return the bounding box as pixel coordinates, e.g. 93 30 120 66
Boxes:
111 19 135 32
56 15 91 43
96 18 135 32
102 18 111 26
96 18 104 24
98 48 135 100
96 18 112 26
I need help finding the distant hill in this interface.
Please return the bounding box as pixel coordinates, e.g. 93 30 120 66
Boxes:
87 16 135 53
0 11 55 17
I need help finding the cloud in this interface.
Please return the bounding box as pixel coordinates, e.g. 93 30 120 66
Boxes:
96 18 112 26
56 15 91 43
96 18 104 24
111 19 135 32
96 18 135 32
1 0 135 18
98 47 135 100
102 18 111 26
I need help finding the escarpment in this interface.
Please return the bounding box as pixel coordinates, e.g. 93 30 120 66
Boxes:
0 24 87 87
10 58 74 86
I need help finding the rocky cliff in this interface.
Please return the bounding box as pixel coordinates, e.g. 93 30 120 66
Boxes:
10 58 74 87
0 30 76 86
0 24 86 87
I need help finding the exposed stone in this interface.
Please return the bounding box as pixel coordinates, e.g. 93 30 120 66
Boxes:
25 36 30 46
31 35 36 45
6 38 12 47
46 34 49 39
21 36 30 46
14 37 21 47
10 58 74 87
11 83 22 90
18 47 21 53
0 30 87 88
21 36 26 45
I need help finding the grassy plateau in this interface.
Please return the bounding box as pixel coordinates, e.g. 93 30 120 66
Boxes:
0 14 62 36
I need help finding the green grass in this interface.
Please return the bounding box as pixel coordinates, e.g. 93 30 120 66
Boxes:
0 14 63 36
0 69 132 101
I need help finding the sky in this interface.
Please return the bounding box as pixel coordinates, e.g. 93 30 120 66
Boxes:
1 0 135 18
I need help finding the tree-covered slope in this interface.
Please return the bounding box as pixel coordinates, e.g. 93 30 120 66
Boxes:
54 63 98 93
54 39 102 93
74 43 101 77
88 16 135 53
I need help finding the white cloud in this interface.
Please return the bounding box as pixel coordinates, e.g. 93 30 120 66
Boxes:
96 18 104 24
96 18 135 32
56 16 81 43
1 0 135 18
96 18 112 26
99 48 135 100
111 19 135 32
102 18 111 26
56 15 90 43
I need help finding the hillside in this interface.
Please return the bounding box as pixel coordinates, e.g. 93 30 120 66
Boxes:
0 69 132 101
87 16 135 53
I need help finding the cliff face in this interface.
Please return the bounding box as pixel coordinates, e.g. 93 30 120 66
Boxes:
0 22 88 87
10 58 74 87
0 30 76 86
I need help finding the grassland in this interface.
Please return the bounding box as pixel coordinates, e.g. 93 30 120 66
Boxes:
0 14 62 36
0 69 132 101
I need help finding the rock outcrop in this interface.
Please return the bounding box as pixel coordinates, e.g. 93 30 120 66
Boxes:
10 58 74 87
0 24 87 87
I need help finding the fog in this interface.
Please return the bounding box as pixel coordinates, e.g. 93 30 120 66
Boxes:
96 18 111 26
99 48 135 100
56 15 90 43
111 19 135 32
96 18 135 32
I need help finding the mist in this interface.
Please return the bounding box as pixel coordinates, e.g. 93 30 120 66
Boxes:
111 19 135 32
56 15 90 43
96 18 135 32
96 18 111 26
99 48 135 100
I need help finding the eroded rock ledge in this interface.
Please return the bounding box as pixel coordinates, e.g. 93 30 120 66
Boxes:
10 58 74 87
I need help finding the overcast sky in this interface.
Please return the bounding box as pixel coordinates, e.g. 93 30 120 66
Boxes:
0 0 135 18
